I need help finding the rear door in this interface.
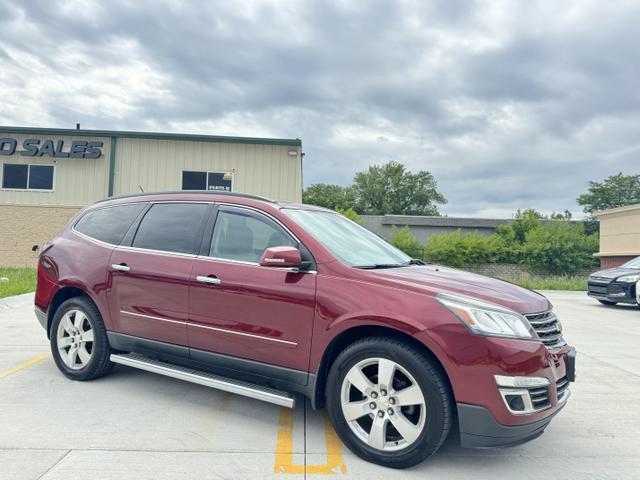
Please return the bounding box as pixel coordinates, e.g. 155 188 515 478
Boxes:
188 205 317 374
106 202 211 348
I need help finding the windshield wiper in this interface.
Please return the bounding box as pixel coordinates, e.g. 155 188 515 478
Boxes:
354 263 411 269
354 258 428 269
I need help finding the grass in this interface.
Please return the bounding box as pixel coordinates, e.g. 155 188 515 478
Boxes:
0 268 37 299
499 274 587 291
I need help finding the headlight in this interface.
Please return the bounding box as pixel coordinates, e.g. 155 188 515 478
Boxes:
617 274 640 283
437 292 538 340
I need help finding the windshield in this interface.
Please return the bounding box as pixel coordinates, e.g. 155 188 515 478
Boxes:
622 256 640 269
283 209 411 268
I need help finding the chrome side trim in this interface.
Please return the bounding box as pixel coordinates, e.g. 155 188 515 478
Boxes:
120 310 186 326
189 322 298 347
71 229 116 249
110 353 295 408
120 310 298 347
196 255 317 274
116 245 197 259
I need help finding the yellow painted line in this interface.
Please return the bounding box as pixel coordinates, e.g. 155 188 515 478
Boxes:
0 353 50 378
274 406 347 475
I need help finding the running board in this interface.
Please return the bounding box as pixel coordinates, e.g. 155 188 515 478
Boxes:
110 353 295 408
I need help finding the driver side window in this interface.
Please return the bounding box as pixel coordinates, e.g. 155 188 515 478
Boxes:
209 206 296 263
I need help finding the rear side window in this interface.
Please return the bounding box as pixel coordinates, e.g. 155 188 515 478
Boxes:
132 203 209 254
74 204 145 245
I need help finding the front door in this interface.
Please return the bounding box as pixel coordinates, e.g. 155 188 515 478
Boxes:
188 205 316 374
107 202 210 347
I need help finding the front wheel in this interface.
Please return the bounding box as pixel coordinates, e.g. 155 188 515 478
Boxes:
50 296 113 381
326 337 452 469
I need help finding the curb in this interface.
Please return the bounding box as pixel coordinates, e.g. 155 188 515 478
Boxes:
0 292 35 309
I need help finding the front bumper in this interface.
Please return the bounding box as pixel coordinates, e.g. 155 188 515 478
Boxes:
458 401 566 447
457 345 575 447
588 280 637 304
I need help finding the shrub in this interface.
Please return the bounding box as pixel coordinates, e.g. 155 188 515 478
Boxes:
522 222 599 275
424 230 513 267
390 226 424 259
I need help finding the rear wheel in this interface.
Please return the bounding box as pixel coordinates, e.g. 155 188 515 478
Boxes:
326 337 451 469
598 300 617 306
50 297 113 381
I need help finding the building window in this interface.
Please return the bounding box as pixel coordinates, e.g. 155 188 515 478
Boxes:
182 170 232 192
2 164 54 191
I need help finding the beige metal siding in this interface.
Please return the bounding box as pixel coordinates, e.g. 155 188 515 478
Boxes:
597 205 640 256
0 133 110 206
114 138 301 202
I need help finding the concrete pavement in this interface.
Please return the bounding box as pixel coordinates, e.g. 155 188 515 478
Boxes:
1 291 638 479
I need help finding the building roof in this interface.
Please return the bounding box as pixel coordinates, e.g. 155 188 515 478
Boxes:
379 215 514 228
0 125 302 147
595 203 640 217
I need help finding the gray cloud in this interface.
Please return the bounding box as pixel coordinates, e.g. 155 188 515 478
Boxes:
1 0 639 217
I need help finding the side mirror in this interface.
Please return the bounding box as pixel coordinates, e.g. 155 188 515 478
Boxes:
259 246 302 268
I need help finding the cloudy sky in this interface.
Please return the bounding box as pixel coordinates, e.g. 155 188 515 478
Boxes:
1 0 639 217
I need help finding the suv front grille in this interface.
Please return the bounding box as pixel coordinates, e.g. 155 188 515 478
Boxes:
528 385 550 409
556 376 570 401
588 283 609 295
525 312 566 349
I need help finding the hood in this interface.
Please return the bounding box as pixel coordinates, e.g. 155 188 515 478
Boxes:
589 267 640 281
369 265 550 314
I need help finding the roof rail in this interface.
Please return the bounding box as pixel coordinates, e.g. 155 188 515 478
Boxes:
93 191 276 204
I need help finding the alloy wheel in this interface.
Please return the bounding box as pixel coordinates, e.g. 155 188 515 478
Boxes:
56 309 95 370
340 357 427 452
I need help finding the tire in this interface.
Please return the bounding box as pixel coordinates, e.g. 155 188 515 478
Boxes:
326 337 451 469
50 296 113 381
598 300 617 306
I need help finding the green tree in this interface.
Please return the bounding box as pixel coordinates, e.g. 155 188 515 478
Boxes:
496 209 543 244
549 210 573 220
577 173 640 214
352 161 447 215
302 183 356 210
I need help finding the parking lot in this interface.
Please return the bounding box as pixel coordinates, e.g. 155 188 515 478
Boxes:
1 291 639 480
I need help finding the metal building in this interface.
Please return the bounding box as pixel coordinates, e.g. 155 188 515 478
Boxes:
595 204 640 268
0 126 302 267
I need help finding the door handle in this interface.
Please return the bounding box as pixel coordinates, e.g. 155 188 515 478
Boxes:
111 263 130 272
196 275 222 285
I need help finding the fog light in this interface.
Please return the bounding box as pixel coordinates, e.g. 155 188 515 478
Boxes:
505 394 525 412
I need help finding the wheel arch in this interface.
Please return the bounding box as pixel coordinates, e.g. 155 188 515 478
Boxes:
311 325 454 410
46 286 99 338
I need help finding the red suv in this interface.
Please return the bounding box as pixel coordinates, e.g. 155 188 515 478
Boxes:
34 192 575 468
